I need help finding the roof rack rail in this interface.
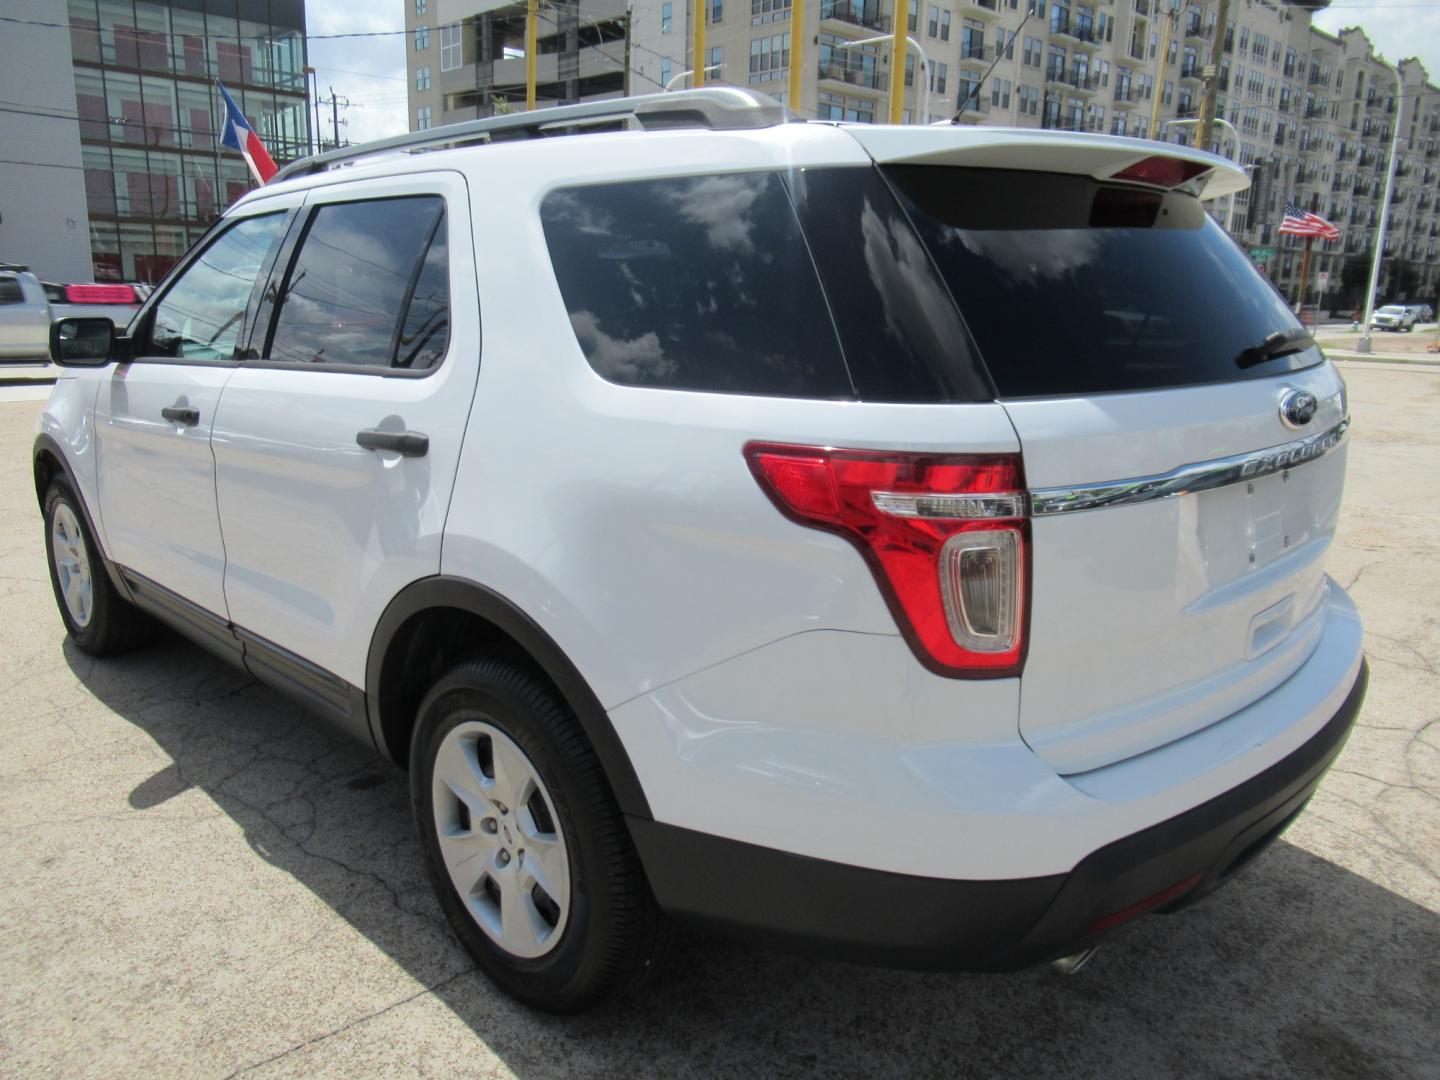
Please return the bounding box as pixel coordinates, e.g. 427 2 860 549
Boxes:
271 87 795 184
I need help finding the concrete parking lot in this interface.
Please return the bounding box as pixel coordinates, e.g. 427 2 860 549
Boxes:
1 363 1436 1079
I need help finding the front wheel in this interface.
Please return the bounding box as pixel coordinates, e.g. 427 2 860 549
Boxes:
411 656 667 1012
42 479 154 655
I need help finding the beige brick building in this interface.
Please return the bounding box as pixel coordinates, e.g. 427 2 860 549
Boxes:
408 0 1440 309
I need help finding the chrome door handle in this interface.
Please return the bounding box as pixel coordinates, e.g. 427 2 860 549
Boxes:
161 405 200 426
356 429 429 457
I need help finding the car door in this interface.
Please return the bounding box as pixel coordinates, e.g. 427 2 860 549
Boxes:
94 206 294 630
210 171 479 715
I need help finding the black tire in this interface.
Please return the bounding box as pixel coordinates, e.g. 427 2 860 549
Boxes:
42 478 155 656
410 655 668 1013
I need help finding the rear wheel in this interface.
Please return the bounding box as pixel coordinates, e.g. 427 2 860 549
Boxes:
410 656 667 1012
42 479 154 655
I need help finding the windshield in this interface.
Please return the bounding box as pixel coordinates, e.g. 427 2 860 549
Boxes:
1378 307 1406 315
884 165 1323 398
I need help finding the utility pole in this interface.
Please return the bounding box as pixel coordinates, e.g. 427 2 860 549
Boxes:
1357 61 1405 354
330 86 340 148
526 0 538 110
693 0 706 87
1195 0 1231 151
787 0 805 109
888 2 906 123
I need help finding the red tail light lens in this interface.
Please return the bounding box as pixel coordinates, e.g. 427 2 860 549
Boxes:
744 443 1029 677
1107 156 1212 190
64 283 139 304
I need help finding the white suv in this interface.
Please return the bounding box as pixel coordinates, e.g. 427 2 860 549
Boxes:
35 89 1367 1012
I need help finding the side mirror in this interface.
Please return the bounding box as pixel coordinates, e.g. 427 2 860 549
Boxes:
50 317 116 367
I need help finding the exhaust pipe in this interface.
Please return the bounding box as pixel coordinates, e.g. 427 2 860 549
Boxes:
1051 946 1100 975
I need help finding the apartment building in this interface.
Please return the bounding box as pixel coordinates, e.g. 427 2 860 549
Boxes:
406 0 1439 308
405 0 629 128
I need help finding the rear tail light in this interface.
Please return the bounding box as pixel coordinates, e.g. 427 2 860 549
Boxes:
744 443 1029 677
64 283 139 304
1107 155 1212 190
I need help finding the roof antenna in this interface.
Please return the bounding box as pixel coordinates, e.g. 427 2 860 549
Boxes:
952 5 1034 123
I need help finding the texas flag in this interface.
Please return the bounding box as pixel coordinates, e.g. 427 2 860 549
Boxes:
217 81 278 185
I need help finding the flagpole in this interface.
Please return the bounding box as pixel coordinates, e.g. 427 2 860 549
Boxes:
1295 191 1317 327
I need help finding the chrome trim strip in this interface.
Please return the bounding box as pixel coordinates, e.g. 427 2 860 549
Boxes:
1029 418 1350 517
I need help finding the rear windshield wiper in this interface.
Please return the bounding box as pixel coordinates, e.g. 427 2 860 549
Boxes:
1235 328 1316 369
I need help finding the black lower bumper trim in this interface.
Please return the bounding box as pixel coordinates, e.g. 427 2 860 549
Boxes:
629 659 1368 971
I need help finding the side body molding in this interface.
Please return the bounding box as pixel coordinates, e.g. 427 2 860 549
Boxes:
365 575 653 820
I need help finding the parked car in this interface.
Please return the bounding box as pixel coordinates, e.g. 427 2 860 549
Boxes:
1408 303 1434 323
34 88 1368 1013
0 265 52 361
1371 304 1416 331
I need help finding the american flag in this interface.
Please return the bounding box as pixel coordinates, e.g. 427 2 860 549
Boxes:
1279 201 1340 241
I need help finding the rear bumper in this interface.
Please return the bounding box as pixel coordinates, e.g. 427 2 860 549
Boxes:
630 659 1367 971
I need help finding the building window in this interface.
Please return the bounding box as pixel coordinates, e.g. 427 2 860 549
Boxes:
934 61 948 95
940 9 951 40
661 56 672 86
662 2 672 32
908 0 918 31
927 5 939 37
708 45 723 69
415 0 427 12
711 0 724 22
416 65 431 91
991 78 1011 109
440 24 462 71
415 25 430 50
417 105 433 130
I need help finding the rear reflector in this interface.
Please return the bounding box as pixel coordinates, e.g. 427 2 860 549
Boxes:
1107 156 1211 190
1087 874 1203 935
65 283 139 304
744 443 1028 677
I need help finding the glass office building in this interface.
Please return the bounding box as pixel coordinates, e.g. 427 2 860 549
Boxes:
65 0 308 282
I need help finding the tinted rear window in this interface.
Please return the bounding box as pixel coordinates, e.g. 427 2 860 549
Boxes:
540 172 852 398
885 166 1320 398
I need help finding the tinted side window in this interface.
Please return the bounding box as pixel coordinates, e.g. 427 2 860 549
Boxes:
0 277 23 304
541 172 852 398
267 196 445 368
148 213 285 360
787 167 991 403
885 166 1317 397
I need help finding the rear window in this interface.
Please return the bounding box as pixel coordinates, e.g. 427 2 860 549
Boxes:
540 172 853 398
884 166 1321 398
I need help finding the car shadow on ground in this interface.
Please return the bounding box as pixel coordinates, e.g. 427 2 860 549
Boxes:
67 635 1437 1080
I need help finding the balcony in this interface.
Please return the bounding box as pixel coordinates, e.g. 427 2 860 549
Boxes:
1113 84 1136 103
1062 70 1099 93
820 1 889 32
817 60 888 91
1185 21 1206 41
1305 104 1326 119
1180 61 1201 81
958 41 988 62
1050 19 1098 44
968 0 1001 17
1134 0 1151 14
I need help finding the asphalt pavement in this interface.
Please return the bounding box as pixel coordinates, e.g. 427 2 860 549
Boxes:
0 364 1436 1079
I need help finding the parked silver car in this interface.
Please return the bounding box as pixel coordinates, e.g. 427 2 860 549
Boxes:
1371 305 1417 332
0 267 52 361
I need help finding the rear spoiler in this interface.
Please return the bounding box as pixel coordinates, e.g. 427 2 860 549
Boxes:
843 126 1249 201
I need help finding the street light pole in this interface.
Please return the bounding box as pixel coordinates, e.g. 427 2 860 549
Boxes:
1161 115 1240 157
839 34 931 125
1357 61 1404 355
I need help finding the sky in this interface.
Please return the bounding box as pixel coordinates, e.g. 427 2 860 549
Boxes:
306 0 410 146
304 0 1440 148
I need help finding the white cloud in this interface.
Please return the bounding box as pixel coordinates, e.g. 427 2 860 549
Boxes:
305 0 410 147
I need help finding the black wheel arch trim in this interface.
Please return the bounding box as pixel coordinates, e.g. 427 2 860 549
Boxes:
366 575 653 820
33 432 134 604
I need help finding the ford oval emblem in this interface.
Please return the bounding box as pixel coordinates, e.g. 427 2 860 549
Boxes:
1280 390 1318 429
